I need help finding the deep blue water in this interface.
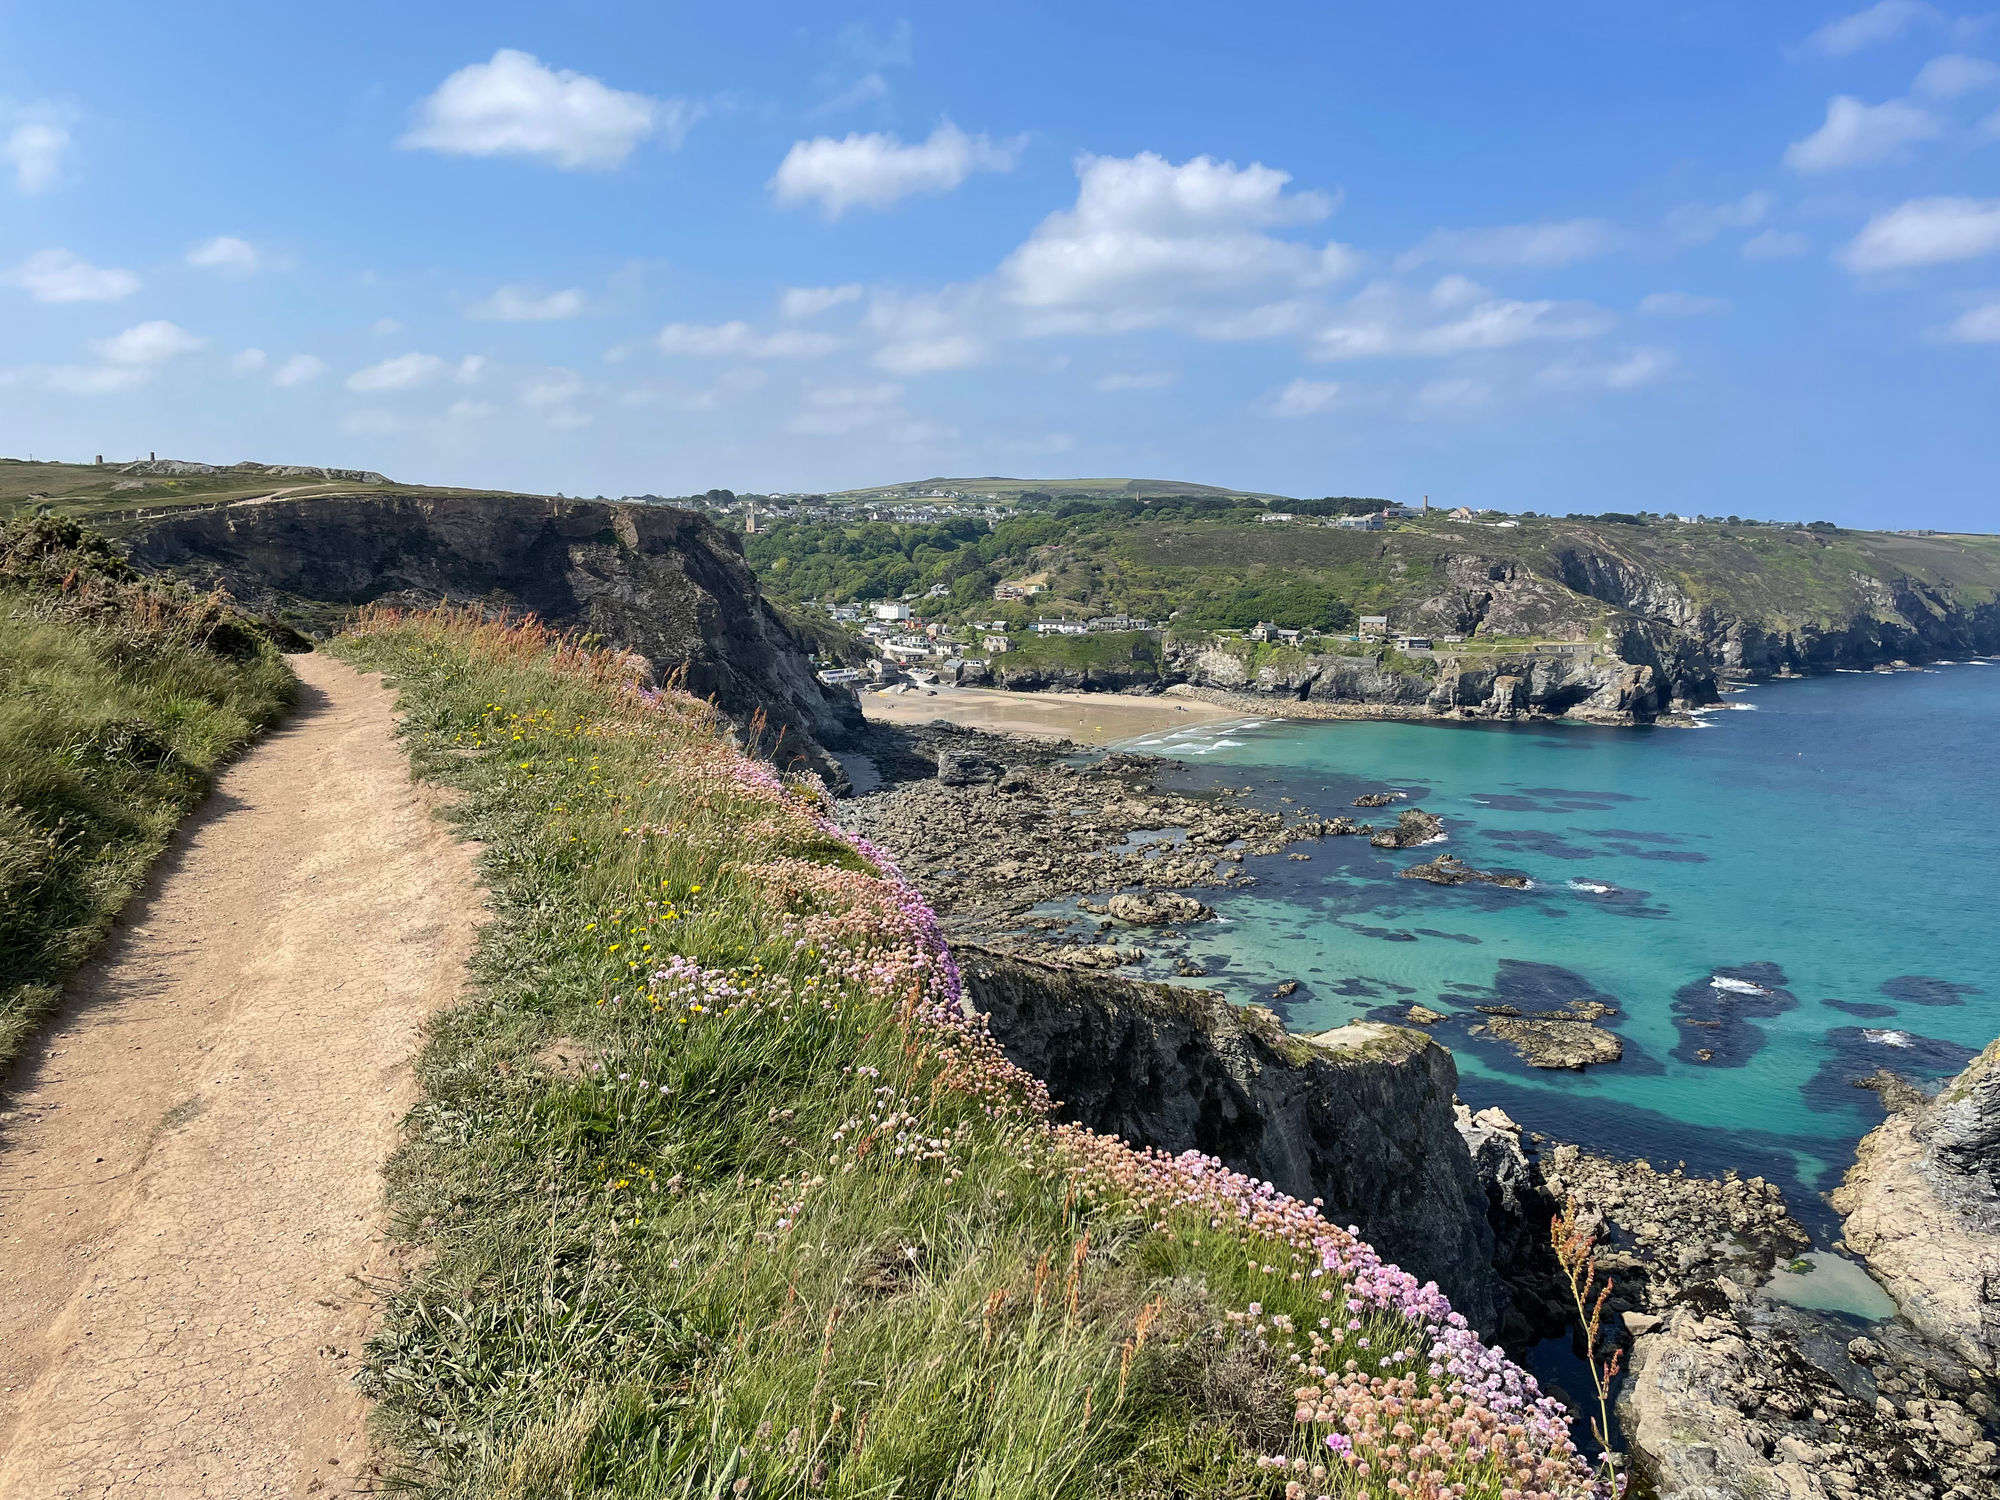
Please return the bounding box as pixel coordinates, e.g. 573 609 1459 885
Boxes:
1104 664 2000 1217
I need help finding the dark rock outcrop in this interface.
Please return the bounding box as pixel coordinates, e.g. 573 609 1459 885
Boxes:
1369 808 1444 849
123 494 861 779
1399 853 1530 889
957 944 1503 1334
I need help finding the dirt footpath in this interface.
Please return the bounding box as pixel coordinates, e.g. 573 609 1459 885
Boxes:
0 654 480 1498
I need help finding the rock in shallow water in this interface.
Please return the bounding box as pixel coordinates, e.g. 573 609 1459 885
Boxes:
1106 889 1212 926
1398 852 1530 888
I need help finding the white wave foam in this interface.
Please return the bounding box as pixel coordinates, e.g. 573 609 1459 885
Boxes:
1863 1029 1915 1049
1568 879 1616 894
1711 976 1769 995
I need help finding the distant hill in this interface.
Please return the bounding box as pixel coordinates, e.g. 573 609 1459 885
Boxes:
0 456 521 528
825 475 1293 505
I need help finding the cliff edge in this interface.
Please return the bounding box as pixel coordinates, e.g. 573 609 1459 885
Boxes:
1833 1037 2000 1375
123 494 861 780
956 943 1502 1334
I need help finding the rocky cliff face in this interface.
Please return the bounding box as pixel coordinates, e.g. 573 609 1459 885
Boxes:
1833 1037 2000 1376
1162 637 1690 723
124 494 862 780
955 944 1503 1333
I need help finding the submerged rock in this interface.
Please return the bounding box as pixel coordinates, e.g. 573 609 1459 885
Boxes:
1398 853 1530 888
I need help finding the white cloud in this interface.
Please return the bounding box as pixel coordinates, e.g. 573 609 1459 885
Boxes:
371 317 404 337
1001 152 1354 328
467 285 585 321
808 381 904 406
188 235 259 273
1429 275 1488 310
273 354 327 387
658 321 843 358
1094 369 1176 391
1311 283 1613 360
1940 301 2000 340
1535 348 1677 392
522 371 585 406
1268 378 1343 416
2 364 153 395
1841 196 2000 269
1785 96 1940 172
1743 229 1811 259
4 122 69 194
1638 291 1733 317
228 349 267 374
1913 53 2000 97
94 320 203 365
873 335 982 374
346 351 483 390
1396 219 1622 271
401 49 692 170
770 122 1021 217
1191 301 1312 340
1666 192 1772 245
1 248 139 302
779 283 864 318
1807 1 1942 57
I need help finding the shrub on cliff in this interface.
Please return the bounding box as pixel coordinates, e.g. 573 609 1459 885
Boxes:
0 515 295 1067
333 605 1607 1500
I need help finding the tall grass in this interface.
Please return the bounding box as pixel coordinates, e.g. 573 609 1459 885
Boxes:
0 515 295 1068
334 606 1605 1500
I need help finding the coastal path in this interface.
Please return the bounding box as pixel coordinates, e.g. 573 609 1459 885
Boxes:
0 653 480 1498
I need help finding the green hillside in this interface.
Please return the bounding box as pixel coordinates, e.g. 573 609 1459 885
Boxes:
743 498 2000 651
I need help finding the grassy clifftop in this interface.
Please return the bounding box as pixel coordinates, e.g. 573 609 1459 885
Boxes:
332 609 1602 1499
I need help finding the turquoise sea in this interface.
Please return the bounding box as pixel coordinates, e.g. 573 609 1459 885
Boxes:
1109 663 2000 1224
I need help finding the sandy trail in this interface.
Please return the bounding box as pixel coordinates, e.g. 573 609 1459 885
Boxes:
0 654 479 1499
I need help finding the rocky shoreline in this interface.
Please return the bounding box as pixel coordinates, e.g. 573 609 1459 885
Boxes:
1461 1110 2000 1499
843 717 2000 1499
840 721 1396 964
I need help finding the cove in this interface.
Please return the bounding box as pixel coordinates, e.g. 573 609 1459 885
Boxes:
1117 663 2000 1212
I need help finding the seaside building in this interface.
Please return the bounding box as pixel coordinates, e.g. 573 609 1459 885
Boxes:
872 601 912 622
1359 614 1389 638
983 635 1011 653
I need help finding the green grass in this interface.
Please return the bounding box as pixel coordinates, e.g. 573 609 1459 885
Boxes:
331 608 1599 1500
0 515 295 1069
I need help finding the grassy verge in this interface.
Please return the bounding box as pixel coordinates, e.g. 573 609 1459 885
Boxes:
333 607 1604 1500
0 515 296 1069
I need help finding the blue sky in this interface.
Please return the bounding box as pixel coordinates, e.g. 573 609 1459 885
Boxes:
2 2 1997 526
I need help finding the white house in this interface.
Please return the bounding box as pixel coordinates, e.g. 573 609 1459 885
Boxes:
873 601 912 621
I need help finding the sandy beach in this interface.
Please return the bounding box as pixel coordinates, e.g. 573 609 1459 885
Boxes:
859 683 1242 745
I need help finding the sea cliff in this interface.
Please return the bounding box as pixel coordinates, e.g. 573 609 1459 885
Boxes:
122 493 861 780
957 944 1503 1334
